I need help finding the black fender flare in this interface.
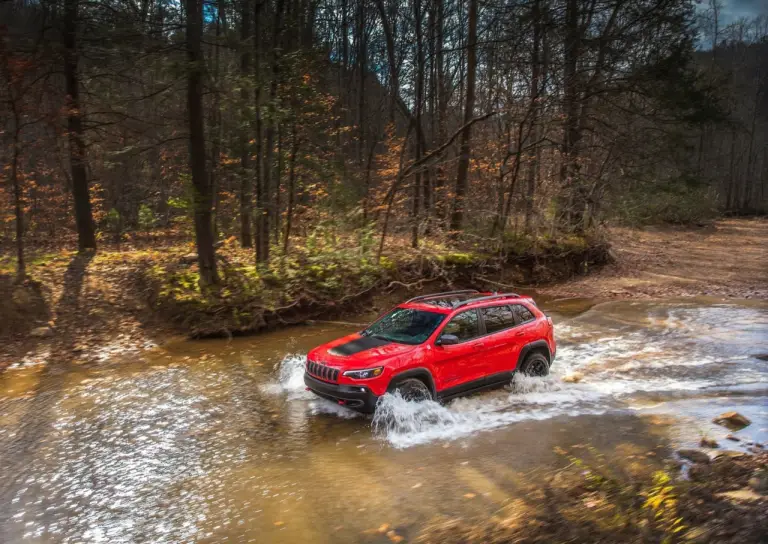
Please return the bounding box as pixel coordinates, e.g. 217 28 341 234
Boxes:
516 340 552 370
388 367 437 397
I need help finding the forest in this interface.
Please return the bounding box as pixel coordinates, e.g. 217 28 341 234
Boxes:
0 0 766 296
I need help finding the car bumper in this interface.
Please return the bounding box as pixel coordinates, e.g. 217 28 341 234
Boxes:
304 373 380 413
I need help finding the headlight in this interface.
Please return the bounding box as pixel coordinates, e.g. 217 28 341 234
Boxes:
343 367 384 379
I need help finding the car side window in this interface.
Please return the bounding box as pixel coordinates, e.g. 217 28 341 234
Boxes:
512 304 535 324
480 305 516 334
441 310 480 342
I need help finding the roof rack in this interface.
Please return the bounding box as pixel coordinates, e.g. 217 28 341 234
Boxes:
406 289 480 304
453 292 520 309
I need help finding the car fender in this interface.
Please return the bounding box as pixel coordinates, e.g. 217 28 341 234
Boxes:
388 367 437 397
515 340 552 369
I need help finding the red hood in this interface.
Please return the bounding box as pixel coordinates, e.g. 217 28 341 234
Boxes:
308 333 418 369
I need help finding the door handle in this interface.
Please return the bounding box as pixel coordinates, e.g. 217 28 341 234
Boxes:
515 331 525 337
473 342 485 349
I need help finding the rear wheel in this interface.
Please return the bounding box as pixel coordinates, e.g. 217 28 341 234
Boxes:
518 352 549 377
390 378 433 402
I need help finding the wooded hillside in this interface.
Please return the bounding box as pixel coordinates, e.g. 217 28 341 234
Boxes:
1 0 766 286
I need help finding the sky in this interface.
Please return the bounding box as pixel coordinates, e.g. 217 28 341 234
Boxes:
718 0 768 25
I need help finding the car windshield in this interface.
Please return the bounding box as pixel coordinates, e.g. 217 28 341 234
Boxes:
362 308 445 345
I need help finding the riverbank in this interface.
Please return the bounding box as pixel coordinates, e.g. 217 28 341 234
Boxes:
1 218 766 369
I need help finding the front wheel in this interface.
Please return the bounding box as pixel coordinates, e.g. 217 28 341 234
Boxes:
518 352 550 377
389 378 433 402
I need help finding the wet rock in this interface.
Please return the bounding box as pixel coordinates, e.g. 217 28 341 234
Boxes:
562 372 584 384
753 353 768 361
712 450 747 461
677 449 710 464
699 437 719 448
748 469 768 494
29 326 53 338
725 434 741 442
713 411 751 430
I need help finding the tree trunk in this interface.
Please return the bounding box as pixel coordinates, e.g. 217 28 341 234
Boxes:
283 123 299 254
260 0 286 263
411 0 425 248
254 0 265 262
210 0 223 237
185 0 219 285
435 0 447 221
449 0 478 235
357 0 366 166
373 0 398 124
560 0 582 229
524 0 541 233
240 0 253 247
11 126 25 282
63 0 97 251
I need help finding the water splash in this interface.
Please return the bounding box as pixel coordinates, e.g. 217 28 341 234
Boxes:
259 354 309 397
372 389 607 448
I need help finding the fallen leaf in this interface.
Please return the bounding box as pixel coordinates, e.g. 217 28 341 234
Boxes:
411 483 422 489
464 493 476 499
274 521 284 527
378 523 390 533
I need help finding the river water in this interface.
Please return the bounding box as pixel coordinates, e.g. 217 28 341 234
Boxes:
1 297 766 543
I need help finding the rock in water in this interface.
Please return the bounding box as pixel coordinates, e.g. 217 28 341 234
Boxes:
562 372 584 384
748 469 768 495
677 449 710 464
713 411 751 429
699 437 719 448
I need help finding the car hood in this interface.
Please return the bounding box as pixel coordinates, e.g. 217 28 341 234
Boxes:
308 333 418 369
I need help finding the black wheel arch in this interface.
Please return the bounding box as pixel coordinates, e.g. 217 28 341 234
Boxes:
516 340 552 370
388 368 437 397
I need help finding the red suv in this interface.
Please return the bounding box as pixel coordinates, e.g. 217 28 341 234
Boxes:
304 290 556 413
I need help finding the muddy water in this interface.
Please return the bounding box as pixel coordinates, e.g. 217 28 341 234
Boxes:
1 298 767 543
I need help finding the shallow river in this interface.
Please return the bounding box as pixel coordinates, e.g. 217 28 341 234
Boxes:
1 297 767 543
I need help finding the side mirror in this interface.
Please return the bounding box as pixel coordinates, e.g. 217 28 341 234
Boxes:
436 334 459 346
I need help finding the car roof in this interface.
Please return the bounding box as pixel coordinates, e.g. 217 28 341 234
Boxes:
399 291 533 314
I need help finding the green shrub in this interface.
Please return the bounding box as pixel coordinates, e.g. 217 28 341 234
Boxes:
138 204 157 231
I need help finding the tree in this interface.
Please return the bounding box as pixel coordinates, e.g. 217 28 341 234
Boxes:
185 0 219 286
63 0 97 251
450 0 478 235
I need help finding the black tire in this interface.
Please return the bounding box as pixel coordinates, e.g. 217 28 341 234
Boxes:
518 352 550 377
389 378 433 402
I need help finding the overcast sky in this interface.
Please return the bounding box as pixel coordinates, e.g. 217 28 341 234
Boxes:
718 0 768 25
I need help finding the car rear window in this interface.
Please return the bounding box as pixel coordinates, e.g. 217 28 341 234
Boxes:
480 305 516 334
512 304 535 324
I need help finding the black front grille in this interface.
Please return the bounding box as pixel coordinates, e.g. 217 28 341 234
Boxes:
306 360 340 383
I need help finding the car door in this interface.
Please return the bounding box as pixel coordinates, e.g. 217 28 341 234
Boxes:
509 303 538 370
430 309 485 390
477 304 519 375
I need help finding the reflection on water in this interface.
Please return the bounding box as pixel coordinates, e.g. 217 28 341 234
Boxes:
1 298 766 543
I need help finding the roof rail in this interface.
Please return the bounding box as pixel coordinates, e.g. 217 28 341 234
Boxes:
453 292 520 309
406 289 480 304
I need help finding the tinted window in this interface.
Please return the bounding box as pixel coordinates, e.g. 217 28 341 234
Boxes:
480 305 516 334
363 308 445 344
513 304 535 324
441 310 480 342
